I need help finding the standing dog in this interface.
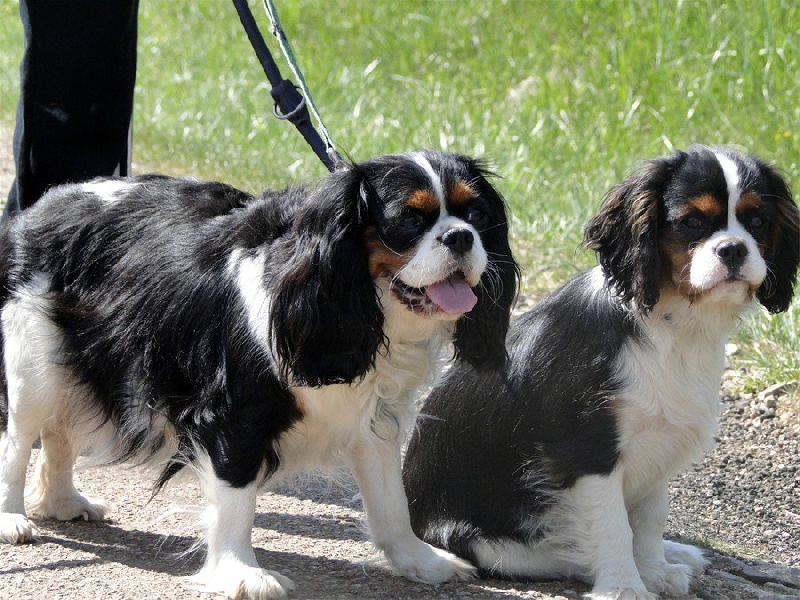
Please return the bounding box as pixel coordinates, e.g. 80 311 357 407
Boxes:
0 151 518 598
403 146 799 599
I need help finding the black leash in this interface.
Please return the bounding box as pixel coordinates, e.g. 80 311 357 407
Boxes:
231 0 341 172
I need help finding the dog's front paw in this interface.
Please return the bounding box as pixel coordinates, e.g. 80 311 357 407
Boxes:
188 564 296 600
387 540 477 584
0 512 39 544
639 560 692 596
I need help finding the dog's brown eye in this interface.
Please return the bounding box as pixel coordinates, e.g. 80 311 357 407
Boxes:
400 212 425 231
748 215 765 230
684 216 703 229
467 207 489 229
679 215 708 241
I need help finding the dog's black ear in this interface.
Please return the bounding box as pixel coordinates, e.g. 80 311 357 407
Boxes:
583 153 684 312
270 166 384 386
453 164 519 370
755 162 799 313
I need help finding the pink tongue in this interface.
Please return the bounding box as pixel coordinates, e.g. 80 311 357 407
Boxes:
424 278 478 314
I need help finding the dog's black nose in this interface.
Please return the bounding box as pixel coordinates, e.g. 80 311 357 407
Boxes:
715 240 748 271
440 228 474 254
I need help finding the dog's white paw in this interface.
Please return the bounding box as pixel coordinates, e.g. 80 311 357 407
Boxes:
387 541 477 584
0 512 39 544
639 560 692 596
28 492 109 522
188 564 296 600
663 539 708 574
588 588 658 600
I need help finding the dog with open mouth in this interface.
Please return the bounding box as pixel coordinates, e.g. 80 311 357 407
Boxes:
0 150 518 598
403 146 799 599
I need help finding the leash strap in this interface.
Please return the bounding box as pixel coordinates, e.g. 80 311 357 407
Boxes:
231 0 341 172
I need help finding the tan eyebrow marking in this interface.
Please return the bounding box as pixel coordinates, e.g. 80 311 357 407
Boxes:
449 181 478 207
736 190 762 214
406 189 439 213
686 193 723 217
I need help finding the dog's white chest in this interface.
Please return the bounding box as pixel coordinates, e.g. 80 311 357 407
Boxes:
614 323 727 500
277 336 443 477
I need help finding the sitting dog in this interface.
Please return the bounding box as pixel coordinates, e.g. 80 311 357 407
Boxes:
403 146 799 599
0 151 519 598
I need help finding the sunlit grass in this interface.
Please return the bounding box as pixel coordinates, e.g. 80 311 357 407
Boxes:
675 533 763 562
737 303 800 391
0 0 797 386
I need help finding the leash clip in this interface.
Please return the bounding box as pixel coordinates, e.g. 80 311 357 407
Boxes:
273 89 306 121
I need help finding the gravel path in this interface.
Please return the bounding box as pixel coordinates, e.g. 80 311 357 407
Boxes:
0 368 797 599
0 128 799 598
668 374 799 569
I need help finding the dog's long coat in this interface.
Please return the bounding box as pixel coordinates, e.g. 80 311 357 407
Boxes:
403 147 799 600
0 151 518 598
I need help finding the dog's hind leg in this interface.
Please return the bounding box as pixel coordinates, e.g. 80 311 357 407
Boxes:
0 421 39 543
25 425 109 522
0 282 107 542
0 286 62 543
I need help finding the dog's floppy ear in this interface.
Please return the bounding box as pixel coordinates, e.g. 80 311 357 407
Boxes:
755 162 799 313
270 166 384 386
453 162 520 370
583 153 684 312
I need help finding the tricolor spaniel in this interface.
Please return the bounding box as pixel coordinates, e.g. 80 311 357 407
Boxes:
403 146 799 599
0 151 518 598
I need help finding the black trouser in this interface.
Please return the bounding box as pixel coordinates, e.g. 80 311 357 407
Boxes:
5 0 139 219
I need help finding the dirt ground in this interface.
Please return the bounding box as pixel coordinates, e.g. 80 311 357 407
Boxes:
1 456 589 599
0 447 797 600
0 128 799 599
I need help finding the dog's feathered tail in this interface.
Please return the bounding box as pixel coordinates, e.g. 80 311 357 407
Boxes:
416 518 484 569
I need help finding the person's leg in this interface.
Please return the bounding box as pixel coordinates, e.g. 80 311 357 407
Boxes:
5 0 139 218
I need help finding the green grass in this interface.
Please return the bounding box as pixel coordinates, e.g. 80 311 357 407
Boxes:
0 0 797 387
737 302 799 393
